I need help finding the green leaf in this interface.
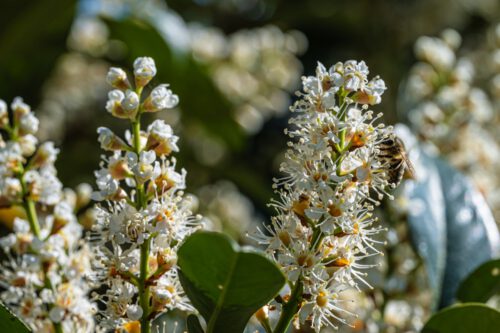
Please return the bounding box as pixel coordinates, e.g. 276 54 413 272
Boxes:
0 302 32 333
187 314 204 333
401 126 499 309
422 303 500 333
403 149 447 308
456 259 500 303
178 231 285 333
434 159 498 308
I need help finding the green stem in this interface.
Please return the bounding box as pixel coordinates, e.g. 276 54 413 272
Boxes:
22 199 41 239
131 113 152 333
53 321 64 333
19 169 41 239
132 118 142 155
139 237 151 333
272 280 303 333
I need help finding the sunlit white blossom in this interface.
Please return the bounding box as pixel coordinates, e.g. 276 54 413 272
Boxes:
91 57 201 331
253 60 398 331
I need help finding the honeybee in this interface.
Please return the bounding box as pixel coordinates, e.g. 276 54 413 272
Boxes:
377 136 415 187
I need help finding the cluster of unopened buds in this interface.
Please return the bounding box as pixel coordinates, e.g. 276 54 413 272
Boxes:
0 98 95 332
90 57 201 332
253 60 401 332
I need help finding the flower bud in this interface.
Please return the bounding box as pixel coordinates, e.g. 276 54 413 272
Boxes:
143 84 179 112
106 67 130 90
75 183 93 209
354 77 386 105
122 90 140 114
11 97 31 123
157 248 177 272
151 287 173 311
79 207 97 230
133 57 157 88
105 90 124 118
50 202 74 235
18 134 38 156
440 28 461 50
63 188 77 208
30 142 59 168
97 127 129 151
128 150 158 184
0 99 8 128
1 178 22 201
18 112 39 136
109 157 132 180
126 305 143 321
145 120 179 156
49 306 65 323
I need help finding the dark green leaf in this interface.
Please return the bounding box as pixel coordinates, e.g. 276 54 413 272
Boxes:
403 148 447 308
178 231 285 333
187 314 204 333
402 127 499 309
422 303 500 333
434 159 499 308
0 0 76 104
456 259 500 303
0 301 32 333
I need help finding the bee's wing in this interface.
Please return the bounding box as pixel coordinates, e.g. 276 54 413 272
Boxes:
402 152 416 179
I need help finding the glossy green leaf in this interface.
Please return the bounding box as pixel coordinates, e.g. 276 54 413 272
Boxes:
0 302 32 333
422 303 500 333
434 159 499 308
178 231 285 333
187 314 204 333
398 125 499 309
456 259 500 303
403 148 447 308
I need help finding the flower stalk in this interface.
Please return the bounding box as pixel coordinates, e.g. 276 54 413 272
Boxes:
273 279 303 333
91 57 199 332
131 91 152 333
19 169 41 239
252 60 400 332
0 98 95 333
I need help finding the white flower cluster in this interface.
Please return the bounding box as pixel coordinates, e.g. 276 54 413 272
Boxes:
189 25 307 133
0 98 95 332
91 57 200 331
406 29 494 146
404 28 500 224
253 61 397 331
